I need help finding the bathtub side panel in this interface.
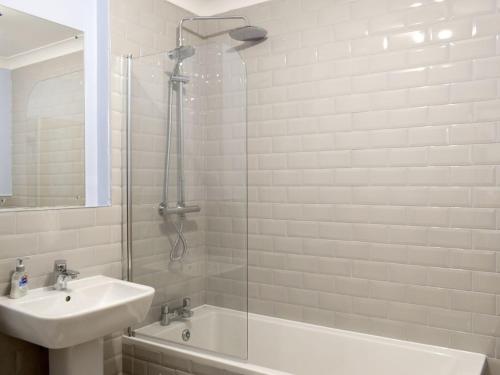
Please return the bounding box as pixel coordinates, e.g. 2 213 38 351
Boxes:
123 342 248 375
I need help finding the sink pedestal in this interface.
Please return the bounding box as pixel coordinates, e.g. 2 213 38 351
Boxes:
49 338 103 375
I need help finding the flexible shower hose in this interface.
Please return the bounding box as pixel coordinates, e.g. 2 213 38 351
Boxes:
170 216 188 261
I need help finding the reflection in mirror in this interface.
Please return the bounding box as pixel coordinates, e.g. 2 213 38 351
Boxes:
0 5 85 209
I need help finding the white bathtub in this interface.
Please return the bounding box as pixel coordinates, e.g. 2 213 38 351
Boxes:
125 305 486 375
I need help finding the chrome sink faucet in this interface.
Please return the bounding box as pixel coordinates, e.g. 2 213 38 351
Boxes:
54 260 80 291
160 297 193 326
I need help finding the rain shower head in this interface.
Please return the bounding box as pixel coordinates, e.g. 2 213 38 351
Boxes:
229 25 268 42
168 45 196 62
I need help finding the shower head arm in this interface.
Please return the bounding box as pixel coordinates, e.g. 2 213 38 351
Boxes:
177 16 250 46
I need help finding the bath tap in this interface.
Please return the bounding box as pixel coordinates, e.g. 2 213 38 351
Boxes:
54 260 80 291
160 297 193 326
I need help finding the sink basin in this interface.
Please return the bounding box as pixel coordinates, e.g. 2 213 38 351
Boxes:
0 275 154 375
0 275 154 349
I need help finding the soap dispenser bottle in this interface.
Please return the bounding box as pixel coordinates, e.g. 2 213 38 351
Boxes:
10 258 28 299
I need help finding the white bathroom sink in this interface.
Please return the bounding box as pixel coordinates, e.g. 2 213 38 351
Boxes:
0 275 154 349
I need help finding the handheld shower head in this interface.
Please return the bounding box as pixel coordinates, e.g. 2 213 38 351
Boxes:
229 25 267 42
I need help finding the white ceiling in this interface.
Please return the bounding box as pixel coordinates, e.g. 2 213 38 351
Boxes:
0 5 81 58
166 0 271 15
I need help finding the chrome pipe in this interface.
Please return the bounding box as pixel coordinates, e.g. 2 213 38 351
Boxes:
160 57 191 261
176 68 185 206
161 79 174 209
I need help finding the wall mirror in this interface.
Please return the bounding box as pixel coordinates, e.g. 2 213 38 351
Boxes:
0 2 110 210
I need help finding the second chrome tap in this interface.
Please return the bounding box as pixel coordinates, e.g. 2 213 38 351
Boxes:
160 297 193 326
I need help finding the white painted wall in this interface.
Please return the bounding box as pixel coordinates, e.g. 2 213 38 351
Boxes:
0 0 110 207
167 0 271 15
0 69 12 197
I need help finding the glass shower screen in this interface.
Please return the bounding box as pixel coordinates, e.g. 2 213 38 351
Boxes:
126 42 248 359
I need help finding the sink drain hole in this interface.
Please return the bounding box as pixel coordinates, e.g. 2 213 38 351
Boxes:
66 296 71 302
182 329 190 342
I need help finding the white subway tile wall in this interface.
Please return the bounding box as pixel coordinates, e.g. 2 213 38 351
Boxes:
3 0 500 373
215 0 500 369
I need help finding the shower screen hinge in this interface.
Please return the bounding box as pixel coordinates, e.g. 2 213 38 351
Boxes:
127 327 135 337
